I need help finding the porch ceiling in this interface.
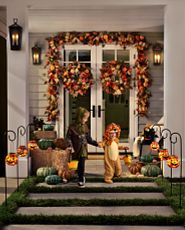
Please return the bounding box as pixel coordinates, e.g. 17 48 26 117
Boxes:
28 5 164 33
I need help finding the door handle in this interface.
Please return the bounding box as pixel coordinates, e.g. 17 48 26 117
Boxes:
98 105 105 118
90 105 96 118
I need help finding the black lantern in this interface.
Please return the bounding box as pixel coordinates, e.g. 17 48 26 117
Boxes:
153 43 163 65
9 18 23 50
32 44 42 65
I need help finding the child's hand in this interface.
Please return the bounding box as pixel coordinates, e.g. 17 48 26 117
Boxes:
98 141 104 148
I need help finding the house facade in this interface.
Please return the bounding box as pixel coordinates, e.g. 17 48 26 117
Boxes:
0 0 185 177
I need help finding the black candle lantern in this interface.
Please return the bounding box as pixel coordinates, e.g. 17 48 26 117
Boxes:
9 18 23 50
153 43 163 65
32 44 42 65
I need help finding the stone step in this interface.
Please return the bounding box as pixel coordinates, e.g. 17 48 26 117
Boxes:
37 182 158 188
16 206 175 217
3 225 185 230
28 192 166 200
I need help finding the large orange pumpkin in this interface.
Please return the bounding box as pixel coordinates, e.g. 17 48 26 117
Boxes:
5 153 18 166
167 155 180 168
17 145 28 157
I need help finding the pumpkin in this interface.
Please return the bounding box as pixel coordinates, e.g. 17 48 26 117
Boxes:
5 153 18 166
36 167 57 177
38 139 53 150
45 175 61 185
68 160 78 170
122 155 132 166
43 124 55 131
150 141 160 151
140 154 154 163
158 149 169 160
16 145 28 157
167 155 180 168
141 164 161 177
28 140 38 150
128 163 142 174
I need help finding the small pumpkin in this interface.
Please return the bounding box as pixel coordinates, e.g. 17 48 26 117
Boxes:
28 140 38 150
5 153 18 166
16 145 28 157
150 141 160 151
141 164 161 177
158 149 169 160
36 167 57 177
122 154 132 166
128 162 142 174
38 139 53 150
167 155 180 168
45 175 61 185
140 154 154 163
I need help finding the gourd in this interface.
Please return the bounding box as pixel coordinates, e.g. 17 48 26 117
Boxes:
141 164 161 177
36 167 57 177
128 163 142 174
38 139 53 150
140 154 154 163
45 175 61 185
122 155 132 166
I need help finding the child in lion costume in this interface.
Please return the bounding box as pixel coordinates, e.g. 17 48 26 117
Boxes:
101 123 123 184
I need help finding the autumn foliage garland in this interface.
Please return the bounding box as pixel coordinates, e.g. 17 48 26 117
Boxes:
45 32 151 121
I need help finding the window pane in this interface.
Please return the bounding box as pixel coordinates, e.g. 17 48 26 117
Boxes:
117 50 129 62
103 50 114 62
78 50 91 61
66 50 76 62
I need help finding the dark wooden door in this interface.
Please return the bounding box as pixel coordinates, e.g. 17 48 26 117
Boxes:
0 36 7 176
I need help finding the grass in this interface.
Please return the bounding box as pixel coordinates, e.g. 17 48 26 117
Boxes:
1 176 185 226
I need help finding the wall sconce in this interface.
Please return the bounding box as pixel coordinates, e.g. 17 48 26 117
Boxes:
153 43 163 65
32 44 42 65
9 18 23 50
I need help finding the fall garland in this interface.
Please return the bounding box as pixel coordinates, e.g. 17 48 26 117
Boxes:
45 32 151 121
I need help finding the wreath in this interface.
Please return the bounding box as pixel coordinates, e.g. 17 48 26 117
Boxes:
100 60 132 95
61 62 93 97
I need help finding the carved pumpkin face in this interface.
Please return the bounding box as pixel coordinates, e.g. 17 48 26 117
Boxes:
17 145 28 157
158 149 169 160
167 155 180 168
5 153 18 166
150 141 160 151
28 140 38 150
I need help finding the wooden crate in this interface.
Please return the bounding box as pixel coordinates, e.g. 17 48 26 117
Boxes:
33 131 57 140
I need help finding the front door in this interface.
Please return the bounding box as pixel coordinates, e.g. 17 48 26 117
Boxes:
61 45 137 152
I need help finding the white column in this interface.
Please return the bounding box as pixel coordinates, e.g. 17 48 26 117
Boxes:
164 2 185 177
7 0 29 131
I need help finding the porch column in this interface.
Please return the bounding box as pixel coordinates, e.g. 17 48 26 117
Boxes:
164 2 185 177
7 0 29 131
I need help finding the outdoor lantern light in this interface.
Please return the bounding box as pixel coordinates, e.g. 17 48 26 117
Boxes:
167 155 180 168
32 44 42 65
150 141 160 151
9 18 23 50
5 153 18 166
28 140 38 150
153 43 163 65
158 149 169 160
17 145 28 157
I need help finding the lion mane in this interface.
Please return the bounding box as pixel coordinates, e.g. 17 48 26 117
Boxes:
103 123 121 146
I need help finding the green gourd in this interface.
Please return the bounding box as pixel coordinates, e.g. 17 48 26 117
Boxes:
141 164 161 177
36 167 57 177
140 154 154 163
45 175 61 185
38 139 53 150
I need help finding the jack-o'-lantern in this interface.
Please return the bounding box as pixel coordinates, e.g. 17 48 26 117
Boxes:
122 154 132 166
28 140 38 150
17 145 28 157
158 149 169 160
5 153 18 166
167 155 180 168
150 141 160 151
